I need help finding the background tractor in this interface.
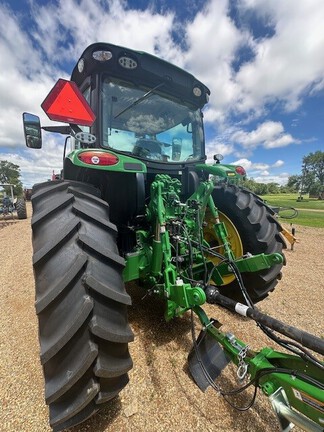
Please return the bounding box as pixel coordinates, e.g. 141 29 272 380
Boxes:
23 43 323 432
0 183 27 219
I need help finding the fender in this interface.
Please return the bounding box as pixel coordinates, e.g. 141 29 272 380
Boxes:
66 148 147 173
195 163 245 180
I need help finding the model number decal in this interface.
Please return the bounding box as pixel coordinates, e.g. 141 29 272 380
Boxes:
292 388 324 413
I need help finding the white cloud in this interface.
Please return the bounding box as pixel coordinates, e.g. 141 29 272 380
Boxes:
184 0 247 121
252 162 269 170
231 121 299 149
0 5 64 150
32 0 181 65
230 158 252 170
229 157 289 184
272 159 284 168
264 134 296 149
205 140 235 162
230 156 289 183
0 136 64 187
230 158 273 172
260 170 269 176
253 174 289 186
235 0 324 113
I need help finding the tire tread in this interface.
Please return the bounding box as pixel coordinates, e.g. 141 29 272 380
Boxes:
31 180 133 430
213 184 285 302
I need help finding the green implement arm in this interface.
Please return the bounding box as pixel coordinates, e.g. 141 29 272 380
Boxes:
188 295 324 432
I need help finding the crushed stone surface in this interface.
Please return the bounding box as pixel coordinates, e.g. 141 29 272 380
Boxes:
0 203 323 432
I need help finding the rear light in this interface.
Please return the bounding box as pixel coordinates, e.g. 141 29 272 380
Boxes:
78 151 119 166
235 166 246 176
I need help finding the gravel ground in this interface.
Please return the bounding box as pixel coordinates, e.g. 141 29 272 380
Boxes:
0 203 323 432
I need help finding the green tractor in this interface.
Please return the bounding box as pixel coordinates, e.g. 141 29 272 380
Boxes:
0 183 27 219
23 43 323 432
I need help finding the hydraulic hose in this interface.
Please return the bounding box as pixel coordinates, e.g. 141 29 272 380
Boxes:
206 287 324 356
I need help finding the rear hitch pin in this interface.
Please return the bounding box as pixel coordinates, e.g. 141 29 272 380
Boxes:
203 319 215 331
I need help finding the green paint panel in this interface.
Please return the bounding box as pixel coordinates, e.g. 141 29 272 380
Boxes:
67 149 147 173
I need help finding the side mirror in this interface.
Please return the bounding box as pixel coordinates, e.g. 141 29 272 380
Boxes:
23 112 42 149
172 138 182 161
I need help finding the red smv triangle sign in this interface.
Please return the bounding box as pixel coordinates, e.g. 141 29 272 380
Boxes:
41 79 96 126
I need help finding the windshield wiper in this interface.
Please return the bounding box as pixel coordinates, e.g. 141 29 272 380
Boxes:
114 82 164 119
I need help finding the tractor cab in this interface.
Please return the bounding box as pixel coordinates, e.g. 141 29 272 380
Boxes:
70 43 210 169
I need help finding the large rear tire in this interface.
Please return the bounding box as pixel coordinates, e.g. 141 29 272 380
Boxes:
212 184 286 303
31 180 133 431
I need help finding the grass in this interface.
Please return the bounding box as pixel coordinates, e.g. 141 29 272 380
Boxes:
260 193 324 228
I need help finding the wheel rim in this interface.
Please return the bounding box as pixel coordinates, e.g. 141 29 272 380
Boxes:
203 210 243 285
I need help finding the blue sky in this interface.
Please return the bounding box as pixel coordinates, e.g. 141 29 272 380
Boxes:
0 0 323 187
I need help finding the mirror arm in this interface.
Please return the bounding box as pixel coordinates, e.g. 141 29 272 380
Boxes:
42 126 71 134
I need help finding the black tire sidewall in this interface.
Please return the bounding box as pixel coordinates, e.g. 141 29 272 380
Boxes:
212 184 285 302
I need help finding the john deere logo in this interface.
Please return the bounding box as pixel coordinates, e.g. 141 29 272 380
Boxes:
91 156 100 164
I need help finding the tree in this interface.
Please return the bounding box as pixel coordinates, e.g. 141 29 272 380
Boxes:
0 160 23 196
286 172 315 193
267 182 280 194
241 178 258 192
287 151 324 195
293 151 324 197
254 182 269 195
287 174 301 192
303 150 324 185
309 181 322 197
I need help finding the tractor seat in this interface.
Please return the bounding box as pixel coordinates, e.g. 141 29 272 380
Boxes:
133 138 162 160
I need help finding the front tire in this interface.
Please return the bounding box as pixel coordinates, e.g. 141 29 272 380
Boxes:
212 184 286 303
31 180 133 431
